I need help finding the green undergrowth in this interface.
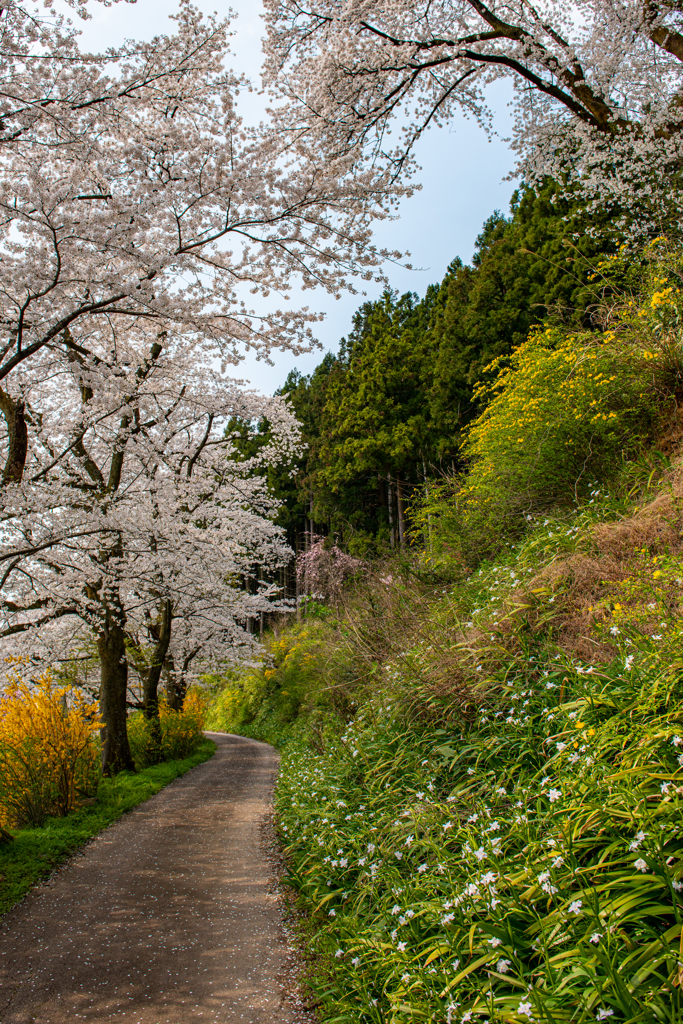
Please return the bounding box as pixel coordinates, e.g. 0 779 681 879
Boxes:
207 248 683 1021
275 657 683 1024
209 474 683 1023
0 737 215 917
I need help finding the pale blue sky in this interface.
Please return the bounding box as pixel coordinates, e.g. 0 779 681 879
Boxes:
73 0 518 393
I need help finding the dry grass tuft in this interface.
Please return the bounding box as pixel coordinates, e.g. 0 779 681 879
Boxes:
489 465 683 663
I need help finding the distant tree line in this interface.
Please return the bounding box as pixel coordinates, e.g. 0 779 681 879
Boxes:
239 181 624 565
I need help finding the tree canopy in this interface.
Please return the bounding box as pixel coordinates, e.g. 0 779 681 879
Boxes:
272 183 623 553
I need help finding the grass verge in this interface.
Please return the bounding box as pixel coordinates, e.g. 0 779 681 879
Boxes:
0 737 216 918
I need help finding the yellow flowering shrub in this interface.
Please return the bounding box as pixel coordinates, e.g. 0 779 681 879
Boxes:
127 688 208 768
207 619 349 746
412 246 683 561
460 324 654 517
0 672 100 828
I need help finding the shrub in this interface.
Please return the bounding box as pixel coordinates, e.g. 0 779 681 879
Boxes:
297 537 365 601
207 619 363 747
127 689 208 769
0 672 100 828
411 248 683 562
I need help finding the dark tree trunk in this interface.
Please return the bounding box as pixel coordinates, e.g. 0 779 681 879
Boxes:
387 473 395 548
164 655 188 711
377 474 387 532
142 599 172 761
397 474 406 548
0 388 28 485
97 604 135 776
295 531 302 621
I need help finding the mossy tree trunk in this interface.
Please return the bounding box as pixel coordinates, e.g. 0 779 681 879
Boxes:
143 599 173 762
96 597 135 776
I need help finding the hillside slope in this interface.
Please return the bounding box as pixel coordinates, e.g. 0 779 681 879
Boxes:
208 246 683 1024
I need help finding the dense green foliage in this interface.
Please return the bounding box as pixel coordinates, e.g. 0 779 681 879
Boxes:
211 486 683 1022
266 183 620 555
0 739 215 918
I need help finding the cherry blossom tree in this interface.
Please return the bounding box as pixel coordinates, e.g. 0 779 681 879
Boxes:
0 0 407 771
296 535 364 601
0 0 401 447
262 0 683 231
0 321 300 772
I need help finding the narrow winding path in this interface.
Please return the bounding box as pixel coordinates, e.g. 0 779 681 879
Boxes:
0 733 311 1024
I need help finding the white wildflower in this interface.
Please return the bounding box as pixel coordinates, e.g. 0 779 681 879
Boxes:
628 831 646 851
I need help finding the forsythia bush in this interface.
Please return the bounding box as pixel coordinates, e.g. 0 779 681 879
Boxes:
413 249 683 559
461 324 653 513
0 673 100 828
127 689 208 768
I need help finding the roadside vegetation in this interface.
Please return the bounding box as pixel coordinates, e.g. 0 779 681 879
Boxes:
208 244 683 1023
0 673 211 916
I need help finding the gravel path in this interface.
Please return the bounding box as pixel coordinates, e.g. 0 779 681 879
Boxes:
0 733 313 1024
